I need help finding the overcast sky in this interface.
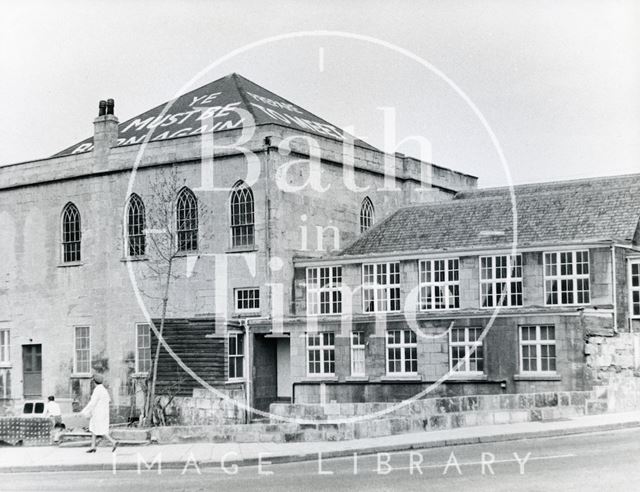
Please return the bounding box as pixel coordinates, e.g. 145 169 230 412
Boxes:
0 0 637 187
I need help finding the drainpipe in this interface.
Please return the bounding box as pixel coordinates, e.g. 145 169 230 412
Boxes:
243 318 253 423
264 137 273 320
611 244 618 333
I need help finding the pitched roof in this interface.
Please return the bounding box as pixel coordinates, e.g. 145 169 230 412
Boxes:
53 73 375 157
340 174 640 256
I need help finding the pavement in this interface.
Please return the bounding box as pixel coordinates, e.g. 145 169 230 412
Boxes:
1 411 640 473
6 426 639 491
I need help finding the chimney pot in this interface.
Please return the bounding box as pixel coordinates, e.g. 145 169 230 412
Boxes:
106 99 115 115
98 100 107 117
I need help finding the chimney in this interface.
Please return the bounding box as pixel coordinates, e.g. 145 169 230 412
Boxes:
93 98 119 170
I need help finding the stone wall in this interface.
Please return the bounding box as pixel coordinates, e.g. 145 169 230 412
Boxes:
162 387 247 426
585 332 640 411
149 387 605 444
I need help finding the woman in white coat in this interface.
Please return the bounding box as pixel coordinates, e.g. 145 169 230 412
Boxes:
81 373 118 453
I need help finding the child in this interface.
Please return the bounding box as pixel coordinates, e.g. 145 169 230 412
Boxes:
45 395 62 426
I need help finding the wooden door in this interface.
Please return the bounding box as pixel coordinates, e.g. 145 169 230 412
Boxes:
22 344 42 399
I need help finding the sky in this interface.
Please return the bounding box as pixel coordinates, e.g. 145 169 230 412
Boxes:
0 0 638 187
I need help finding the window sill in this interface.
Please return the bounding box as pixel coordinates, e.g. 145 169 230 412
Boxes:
58 262 84 268
174 251 200 258
121 256 148 262
235 310 261 317
70 373 92 379
131 372 149 379
345 376 368 382
302 376 338 382
446 373 487 381
0 363 12 369
514 373 561 381
419 308 461 313
380 375 422 382
544 303 590 308
226 246 258 254
226 379 246 385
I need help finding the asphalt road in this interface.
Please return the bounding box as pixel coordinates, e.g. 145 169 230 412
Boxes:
2 428 640 491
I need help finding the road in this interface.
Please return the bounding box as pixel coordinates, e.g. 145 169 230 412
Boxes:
2 428 640 491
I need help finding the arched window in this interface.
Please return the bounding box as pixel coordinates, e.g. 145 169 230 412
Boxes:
360 197 375 233
230 181 255 248
62 202 81 262
126 194 146 257
176 187 198 252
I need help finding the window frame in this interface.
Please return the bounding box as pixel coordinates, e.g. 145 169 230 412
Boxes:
630 259 640 320
230 182 255 249
418 258 460 311
306 332 336 376
350 331 366 377
73 326 91 376
234 288 261 314
176 187 199 253
126 194 146 257
519 325 557 374
0 329 10 366
543 250 590 306
228 331 245 381
386 329 418 375
0 370 9 399
135 323 152 375
360 197 375 234
306 266 343 316
362 262 401 313
61 202 82 263
449 327 484 374
479 254 523 308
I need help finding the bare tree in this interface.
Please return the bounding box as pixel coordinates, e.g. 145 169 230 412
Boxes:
131 166 202 426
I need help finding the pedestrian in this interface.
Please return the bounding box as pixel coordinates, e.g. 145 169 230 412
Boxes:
44 395 62 426
81 373 118 453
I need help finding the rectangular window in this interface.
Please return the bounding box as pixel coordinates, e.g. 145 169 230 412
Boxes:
0 330 9 364
74 326 91 374
520 325 557 373
228 332 244 380
386 330 417 374
307 332 335 375
0 370 9 399
419 259 460 310
235 288 260 313
631 261 640 319
363 262 401 313
480 255 523 307
449 327 484 373
135 323 151 374
544 251 590 305
306 267 342 315
351 331 365 376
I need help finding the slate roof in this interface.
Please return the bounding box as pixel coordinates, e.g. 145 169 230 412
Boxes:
54 73 376 157
340 174 640 256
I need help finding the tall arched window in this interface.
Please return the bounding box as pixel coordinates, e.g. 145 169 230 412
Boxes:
360 197 375 233
230 181 255 248
126 194 146 257
176 187 198 252
62 202 81 263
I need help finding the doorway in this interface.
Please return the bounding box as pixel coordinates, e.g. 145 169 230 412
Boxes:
276 338 291 400
22 344 42 399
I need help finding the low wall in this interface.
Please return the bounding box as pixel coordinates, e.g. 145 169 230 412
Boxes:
162 387 247 425
150 388 607 444
0 417 51 446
